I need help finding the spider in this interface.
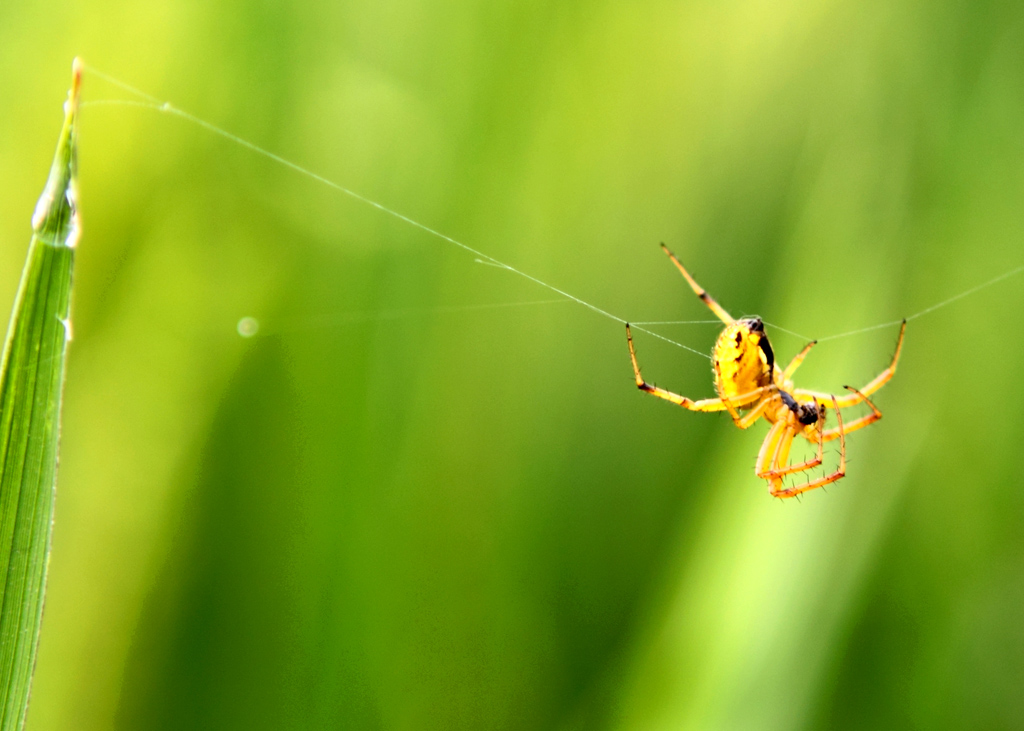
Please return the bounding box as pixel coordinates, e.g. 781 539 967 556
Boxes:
625 244 905 498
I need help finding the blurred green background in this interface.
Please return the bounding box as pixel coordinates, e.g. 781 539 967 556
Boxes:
2 0 1024 729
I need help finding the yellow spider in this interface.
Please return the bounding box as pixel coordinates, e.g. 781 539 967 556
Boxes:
625 245 905 498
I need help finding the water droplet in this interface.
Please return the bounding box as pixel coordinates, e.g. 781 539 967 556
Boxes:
237 317 259 338
59 317 73 341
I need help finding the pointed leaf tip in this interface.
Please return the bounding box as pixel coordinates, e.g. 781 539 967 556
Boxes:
70 58 83 110
31 64 80 248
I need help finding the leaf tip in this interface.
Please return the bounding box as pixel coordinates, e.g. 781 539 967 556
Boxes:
31 63 81 245
70 57 84 111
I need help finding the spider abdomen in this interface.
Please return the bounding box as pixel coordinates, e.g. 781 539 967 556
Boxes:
712 318 773 406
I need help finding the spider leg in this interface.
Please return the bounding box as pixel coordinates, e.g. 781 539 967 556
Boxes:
727 391 776 429
713 358 775 426
767 398 847 498
793 320 906 407
626 323 727 411
782 340 818 381
757 404 827 479
821 386 882 442
755 419 789 477
626 324 773 426
660 243 735 325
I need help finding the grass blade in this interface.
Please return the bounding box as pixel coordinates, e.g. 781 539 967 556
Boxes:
0 60 81 730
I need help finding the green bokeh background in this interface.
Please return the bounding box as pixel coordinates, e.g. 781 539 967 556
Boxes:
2 1 1023 729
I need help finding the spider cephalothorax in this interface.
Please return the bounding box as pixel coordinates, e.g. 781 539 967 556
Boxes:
625 244 905 498
779 390 820 425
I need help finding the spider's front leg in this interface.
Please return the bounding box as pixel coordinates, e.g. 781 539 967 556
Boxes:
820 386 882 442
758 398 848 498
757 402 827 480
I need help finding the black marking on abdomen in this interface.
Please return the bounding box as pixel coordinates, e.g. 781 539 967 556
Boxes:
758 333 775 374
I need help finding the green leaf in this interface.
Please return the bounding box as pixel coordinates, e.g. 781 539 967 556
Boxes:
0 60 80 730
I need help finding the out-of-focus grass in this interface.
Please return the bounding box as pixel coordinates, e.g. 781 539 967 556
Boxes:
0 1 1022 729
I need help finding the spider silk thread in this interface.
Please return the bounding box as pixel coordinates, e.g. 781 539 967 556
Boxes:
80 65 710 359
79 64 1024 351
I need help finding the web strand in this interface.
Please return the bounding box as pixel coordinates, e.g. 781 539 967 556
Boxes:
815 264 1024 343
264 298 572 334
628 319 722 326
80 64 711 359
80 64 1024 354
761 321 814 342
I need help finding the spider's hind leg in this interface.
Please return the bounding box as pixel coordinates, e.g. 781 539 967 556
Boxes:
625 324 726 412
783 340 818 381
794 320 906 407
660 244 734 324
625 324 772 427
